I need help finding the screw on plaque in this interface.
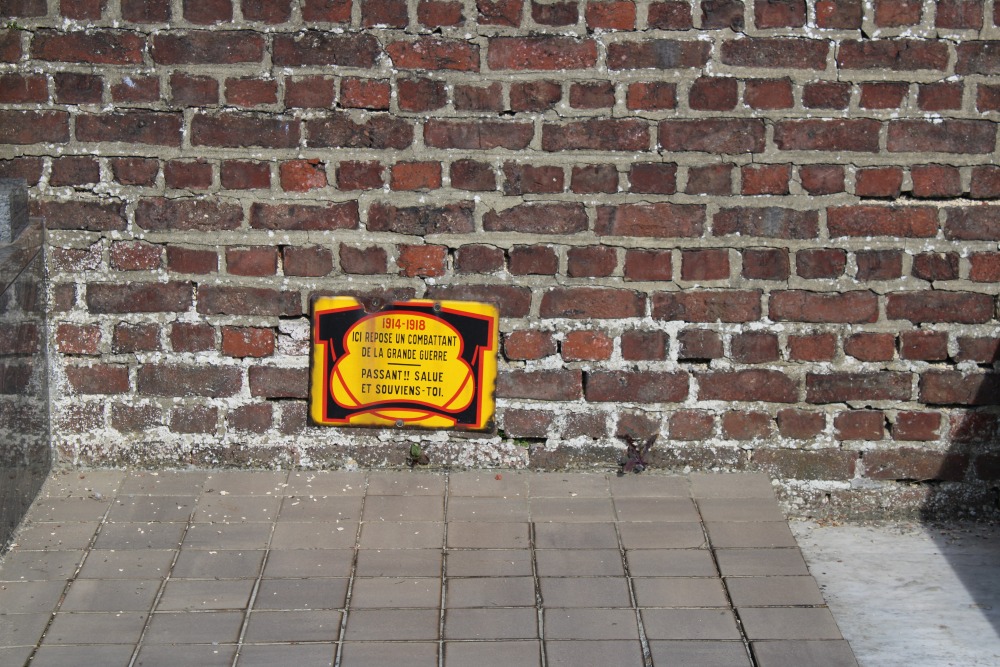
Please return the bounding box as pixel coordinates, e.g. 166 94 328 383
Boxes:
395 419 404 428
432 302 441 312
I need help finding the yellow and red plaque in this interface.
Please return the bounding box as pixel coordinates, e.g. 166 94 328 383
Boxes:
310 297 498 431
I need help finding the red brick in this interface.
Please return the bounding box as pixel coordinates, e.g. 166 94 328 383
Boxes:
503 163 562 195
855 250 902 281
815 0 861 28
87 282 193 314
888 291 993 324
686 164 732 195
489 36 597 70
222 327 275 358
111 404 162 433
921 371 1000 406
742 164 789 196
164 160 212 190
669 410 714 441
722 411 772 440
397 244 447 277
77 111 182 147
978 84 1000 111
834 410 884 440
689 77 737 110
571 164 618 194
911 164 962 199
509 245 557 275
936 0 983 28
621 330 668 361
454 82 502 111
888 120 996 154
608 38 710 70
169 406 218 434
369 202 473 234
754 449 857 481
280 159 327 192
629 163 676 195
53 72 103 104
450 160 495 191
66 364 129 395
426 284 531 318
586 1 636 29
249 366 308 399
57 323 101 355
170 322 215 352
301 0 352 21
807 372 912 403
282 246 332 277
616 412 661 440
137 198 242 232
50 157 99 186
648 1 693 28
775 119 880 152
167 246 217 274
197 286 301 316
387 38 479 72
0 157 43 185
899 331 948 362
970 252 1000 282
243 0 292 22
869 448 967 482
653 290 761 323
192 113 300 148
226 246 278 276
183 0 232 23
33 30 144 65
0 74 46 103
0 30 20 62
787 333 836 362
52 285 77 312
844 333 895 362
681 249 729 281
504 330 557 360
721 37 827 69
121 0 170 22
799 165 844 195
340 77 390 110
112 323 160 354
970 166 1000 199
917 82 963 111
51 244 101 272
839 39 948 71
770 290 878 324
284 76 335 108
912 252 959 281
169 72 218 106
732 332 779 364
859 82 908 109
874 0 920 25
678 329 723 361
229 403 273 434
111 75 159 103
500 407 551 439
626 82 676 110
456 244 504 274
154 31 264 64
945 206 1000 241
476 0 522 24
497 369 582 401
569 81 615 109
746 78 793 109
0 110 69 145
828 206 938 238
660 119 765 153
742 248 789 281
110 241 161 271
543 119 650 152
624 249 672 281
336 161 383 191
596 203 704 237
250 201 357 231
754 0 804 27
855 167 902 198
567 246 617 278
777 409 825 439
531 0 577 24
418 0 464 26
541 287 644 319
424 119 531 150
485 202 587 234
585 371 688 403
361 0 408 26
698 369 798 403
225 77 277 106
957 337 1000 364
562 330 613 361
702 0 745 29
221 161 270 190
138 364 241 397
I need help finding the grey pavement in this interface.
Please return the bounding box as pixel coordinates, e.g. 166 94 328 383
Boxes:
1 469 856 666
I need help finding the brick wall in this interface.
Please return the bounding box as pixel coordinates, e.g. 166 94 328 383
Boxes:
3 0 1000 517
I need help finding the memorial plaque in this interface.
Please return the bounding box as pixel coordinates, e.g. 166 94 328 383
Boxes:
310 297 498 431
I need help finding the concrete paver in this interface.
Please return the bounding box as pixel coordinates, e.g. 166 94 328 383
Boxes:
1 470 857 666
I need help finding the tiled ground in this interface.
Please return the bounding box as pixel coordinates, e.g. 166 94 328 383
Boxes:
0 470 857 667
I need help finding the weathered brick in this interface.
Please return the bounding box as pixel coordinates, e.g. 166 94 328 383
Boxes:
855 250 902 281
621 330 668 361
169 72 218 106
111 403 162 433
586 1 636 29
648 1 693 28
624 249 672 281
920 371 1000 405
49 157 100 187
387 38 479 71
197 286 301 317
247 366 306 399
418 0 464 26
250 202 357 231
887 292 993 324
774 119 880 152
742 248 789 281
607 39 709 70
945 206 1000 240
222 327 275 358
722 411 773 440
426 284 531 318
137 198 242 232
678 329 723 361
698 369 798 403
874 0 921 26
721 38 827 69
228 402 273 434
167 246 218 274
280 160 327 192
397 244 447 277
777 409 825 439
0 110 69 144
596 203 704 237
815 0 861 28
221 161 270 190
424 119 532 150
747 78 794 109
568 246 617 278
586 371 688 403
956 41 1000 75
169 405 218 434
369 201 473 234
569 81 615 109
629 163 676 195
957 337 1000 364
806 372 912 403
450 160 495 191
489 37 597 70
138 364 241 397
800 165 844 195
659 119 765 153
56 323 101 355
509 245 558 275
497 369 582 400
844 333 895 362
541 287 643 319
731 332 779 364
164 160 212 190
653 290 761 323
66 364 129 395
87 282 193 313
970 253 1000 282
770 291 877 324
828 206 938 238
911 165 962 199
681 249 729 281
838 39 948 70
562 330 613 361
0 157 43 185
542 119 649 152
503 163 563 195
899 331 948 361
753 449 856 481
504 330 557 360
33 30 144 65
339 245 387 275
510 80 561 111
110 241 161 271
912 252 959 281
742 164 790 196
626 82 677 110
686 164 733 195
112 323 160 353
571 164 618 194
834 410 884 440
226 246 278 276
866 448 966 482
0 73 47 103
454 82 503 112
77 111 182 147
485 203 587 235
272 32 380 67
787 333 836 362
456 244 504 274
856 167 903 198
192 113 300 148
170 323 215 352
152 31 263 64
888 120 995 154
669 409 714 441
283 246 333 277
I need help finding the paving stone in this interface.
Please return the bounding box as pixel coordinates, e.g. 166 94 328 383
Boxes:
339 641 438 665
446 496 530 522
739 607 844 640
715 548 810 576
107 495 195 522
545 639 645 666
194 494 281 523
283 470 366 496
120 471 207 496
236 643 336 667
751 639 859 666
625 549 717 577
445 549 534 577
26 498 112 523
618 521 706 549
444 607 539 639
533 522 618 549
367 472 446 496
13 522 101 550
632 577 729 608
535 549 625 577
61 578 159 612
44 611 148 644
697 498 786 522
447 576 537 608
705 522 798 548
133 643 237 666
360 521 443 549
530 497 615 522
609 474 690 498
93 522 185 550
0 647 34 665
173 549 266 579
356 548 442 577
529 473 610 498
448 471 529 497
77 549 174 580
363 495 444 522
344 609 440 640
261 549 351 578
446 639 542 666
447 521 528 548
0 580 67 613
543 609 640 640
183 523 272 550
270 522 358 549
156 579 254 611
725 575 826 607
539 577 632 607
41 470 125 499
614 497 700 522
350 577 440 608
641 608 742 640
0 612 50 646
689 473 775 499
202 471 288 496
243 610 342 643
648 640 753 666
0 550 85 581
30 644 135 666
143 611 243 644
255 578 349 610
277 495 362 522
